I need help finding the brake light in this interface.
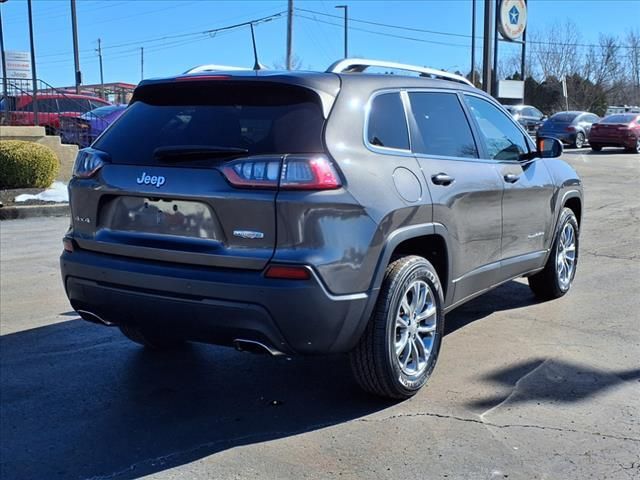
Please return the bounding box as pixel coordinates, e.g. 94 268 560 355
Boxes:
175 75 231 81
264 265 311 280
73 148 109 178
221 155 341 190
565 126 576 132
62 237 74 253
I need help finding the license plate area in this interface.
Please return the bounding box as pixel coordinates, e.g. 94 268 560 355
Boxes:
100 196 222 240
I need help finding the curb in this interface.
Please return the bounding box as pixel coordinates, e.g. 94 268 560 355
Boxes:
0 204 70 220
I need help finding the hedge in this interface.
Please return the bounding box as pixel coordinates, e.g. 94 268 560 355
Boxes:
0 140 59 189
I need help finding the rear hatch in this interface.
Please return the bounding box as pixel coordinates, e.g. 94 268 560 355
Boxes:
70 78 334 270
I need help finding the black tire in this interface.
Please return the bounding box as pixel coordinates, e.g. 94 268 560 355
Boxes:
528 208 579 300
350 255 444 399
591 144 602 152
573 132 585 149
119 324 184 350
624 137 640 154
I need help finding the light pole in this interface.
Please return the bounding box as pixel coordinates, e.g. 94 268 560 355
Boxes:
0 0 8 124
27 0 38 125
286 0 293 70
335 5 348 58
70 0 81 93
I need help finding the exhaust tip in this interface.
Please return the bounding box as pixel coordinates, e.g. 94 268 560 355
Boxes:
76 309 114 326
233 339 285 356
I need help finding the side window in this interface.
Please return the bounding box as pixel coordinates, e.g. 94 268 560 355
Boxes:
464 95 529 161
37 99 58 113
367 92 409 150
522 107 534 117
408 92 477 158
532 108 544 119
58 98 91 112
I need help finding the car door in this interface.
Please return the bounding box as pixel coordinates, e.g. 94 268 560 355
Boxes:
406 90 504 306
463 94 555 279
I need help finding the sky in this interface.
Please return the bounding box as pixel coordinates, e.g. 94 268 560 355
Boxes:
1 0 639 87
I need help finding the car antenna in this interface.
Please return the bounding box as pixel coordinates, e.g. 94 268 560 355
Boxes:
250 22 265 71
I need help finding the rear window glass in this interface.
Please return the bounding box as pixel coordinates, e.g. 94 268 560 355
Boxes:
367 92 409 150
550 113 578 122
94 82 325 165
602 114 637 124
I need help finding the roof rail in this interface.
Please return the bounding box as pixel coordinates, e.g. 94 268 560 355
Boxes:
326 58 474 87
183 64 254 74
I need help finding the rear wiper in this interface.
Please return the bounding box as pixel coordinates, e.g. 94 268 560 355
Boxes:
153 145 248 161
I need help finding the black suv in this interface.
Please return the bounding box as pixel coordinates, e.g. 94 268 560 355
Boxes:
61 59 583 399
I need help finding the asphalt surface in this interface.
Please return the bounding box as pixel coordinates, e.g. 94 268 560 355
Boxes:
1 149 639 480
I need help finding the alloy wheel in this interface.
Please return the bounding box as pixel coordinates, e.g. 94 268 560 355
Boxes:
394 280 438 376
556 222 577 290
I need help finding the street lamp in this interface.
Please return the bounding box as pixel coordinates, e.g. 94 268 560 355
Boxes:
334 5 348 58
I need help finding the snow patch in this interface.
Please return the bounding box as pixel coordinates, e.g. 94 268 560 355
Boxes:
14 181 69 203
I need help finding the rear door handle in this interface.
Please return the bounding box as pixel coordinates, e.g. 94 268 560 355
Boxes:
504 173 520 183
431 173 455 186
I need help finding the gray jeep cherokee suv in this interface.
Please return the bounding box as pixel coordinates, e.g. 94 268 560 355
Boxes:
60 59 582 399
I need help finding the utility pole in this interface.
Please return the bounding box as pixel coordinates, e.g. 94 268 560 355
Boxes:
70 0 81 93
520 0 527 82
140 47 144 80
250 23 261 70
96 38 104 97
470 0 476 85
286 0 293 70
0 1 8 124
481 0 493 95
27 0 38 126
492 0 499 97
335 5 348 58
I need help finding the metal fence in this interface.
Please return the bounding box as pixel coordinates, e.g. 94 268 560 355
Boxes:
1 77 116 148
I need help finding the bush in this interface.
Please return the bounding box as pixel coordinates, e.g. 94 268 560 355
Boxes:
0 140 59 189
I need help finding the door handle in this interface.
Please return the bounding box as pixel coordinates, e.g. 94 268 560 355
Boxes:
504 173 520 183
431 173 455 186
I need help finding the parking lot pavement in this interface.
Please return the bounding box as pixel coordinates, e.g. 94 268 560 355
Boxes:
1 150 638 480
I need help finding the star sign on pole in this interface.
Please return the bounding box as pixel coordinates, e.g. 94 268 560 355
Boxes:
509 5 520 25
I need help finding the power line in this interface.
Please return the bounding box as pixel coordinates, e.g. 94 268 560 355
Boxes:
296 6 639 50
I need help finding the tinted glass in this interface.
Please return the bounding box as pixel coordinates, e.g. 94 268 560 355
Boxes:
602 114 637 124
585 114 599 123
464 95 529 161
367 92 409 150
89 99 108 110
37 99 58 113
550 112 579 123
57 98 91 112
522 107 535 117
531 107 543 118
409 92 477 158
82 105 123 119
94 82 325 165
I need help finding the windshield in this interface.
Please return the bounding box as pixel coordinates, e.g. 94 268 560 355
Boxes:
81 105 124 120
602 114 637 124
550 113 579 123
94 82 325 166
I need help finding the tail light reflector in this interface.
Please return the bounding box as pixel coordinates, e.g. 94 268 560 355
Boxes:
63 237 75 252
264 265 311 280
565 126 576 132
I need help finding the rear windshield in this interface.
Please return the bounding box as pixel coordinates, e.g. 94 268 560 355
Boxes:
94 82 325 165
602 114 638 124
550 113 578 123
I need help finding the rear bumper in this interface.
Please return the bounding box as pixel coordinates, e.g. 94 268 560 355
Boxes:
588 134 637 148
60 249 371 355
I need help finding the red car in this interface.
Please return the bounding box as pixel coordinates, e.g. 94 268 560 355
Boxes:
8 93 110 135
589 114 640 153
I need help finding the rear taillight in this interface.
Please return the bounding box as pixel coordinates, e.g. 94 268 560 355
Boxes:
565 126 576 132
73 148 109 178
221 155 341 190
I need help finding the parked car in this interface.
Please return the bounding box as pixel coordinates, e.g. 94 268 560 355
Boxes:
504 104 545 134
60 104 127 147
537 111 600 148
8 93 110 135
588 113 640 153
61 59 582 399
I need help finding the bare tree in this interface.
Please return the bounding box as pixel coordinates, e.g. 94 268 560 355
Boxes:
530 20 581 80
626 29 640 105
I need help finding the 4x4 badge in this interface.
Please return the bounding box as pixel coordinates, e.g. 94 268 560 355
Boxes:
233 230 264 240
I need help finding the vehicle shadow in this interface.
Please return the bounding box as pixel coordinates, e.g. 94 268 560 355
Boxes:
0 320 392 480
445 279 539 336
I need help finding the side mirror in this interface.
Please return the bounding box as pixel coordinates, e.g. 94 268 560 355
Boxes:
536 136 563 158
